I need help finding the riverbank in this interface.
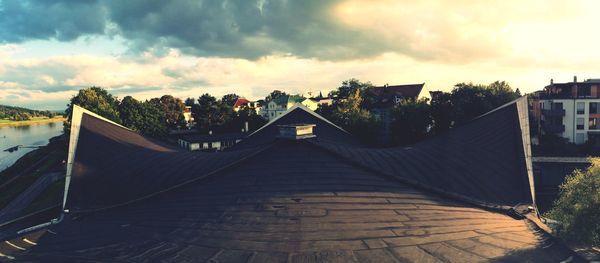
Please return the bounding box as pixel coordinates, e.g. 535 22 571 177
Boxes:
0 135 66 211
0 116 65 127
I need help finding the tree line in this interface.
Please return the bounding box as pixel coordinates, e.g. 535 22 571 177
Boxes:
317 79 521 146
0 105 57 121
63 87 268 137
64 79 521 146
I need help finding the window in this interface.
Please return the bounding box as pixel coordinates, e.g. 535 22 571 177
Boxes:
580 86 591 97
577 118 585 130
577 102 585 114
589 118 600 130
553 102 563 110
576 133 585 144
590 102 599 114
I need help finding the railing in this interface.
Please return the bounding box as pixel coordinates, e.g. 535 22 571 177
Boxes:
541 108 565 117
542 123 565 133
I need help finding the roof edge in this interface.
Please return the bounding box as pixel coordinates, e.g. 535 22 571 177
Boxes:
247 104 350 137
63 105 129 210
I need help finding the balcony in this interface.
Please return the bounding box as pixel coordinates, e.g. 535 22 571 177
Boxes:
541 109 565 117
542 123 565 134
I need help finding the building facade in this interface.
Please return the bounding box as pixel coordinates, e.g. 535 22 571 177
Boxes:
260 95 307 121
532 77 600 144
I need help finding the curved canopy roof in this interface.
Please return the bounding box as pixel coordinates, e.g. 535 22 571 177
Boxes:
0 98 583 262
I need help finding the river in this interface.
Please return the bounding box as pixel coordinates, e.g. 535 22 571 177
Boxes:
0 122 64 172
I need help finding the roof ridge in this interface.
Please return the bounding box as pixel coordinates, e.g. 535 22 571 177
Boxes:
247 104 350 137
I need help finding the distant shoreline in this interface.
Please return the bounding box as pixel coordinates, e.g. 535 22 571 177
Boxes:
0 117 65 127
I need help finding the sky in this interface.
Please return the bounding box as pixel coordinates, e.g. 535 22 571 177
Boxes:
0 0 599 110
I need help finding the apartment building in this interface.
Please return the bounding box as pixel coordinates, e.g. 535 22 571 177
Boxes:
532 77 600 144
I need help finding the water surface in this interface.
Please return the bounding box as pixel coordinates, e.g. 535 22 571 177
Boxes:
0 122 63 172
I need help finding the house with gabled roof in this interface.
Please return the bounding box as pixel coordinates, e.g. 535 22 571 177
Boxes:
262 94 308 121
0 99 588 262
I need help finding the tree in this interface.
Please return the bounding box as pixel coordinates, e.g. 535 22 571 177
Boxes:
449 81 520 125
329 78 373 99
221 93 240 106
390 99 432 145
192 94 236 130
119 96 168 137
545 158 600 246
184 97 195 106
430 92 454 135
219 106 268 133
265 90 287 102
137 101 169 137
330 89 380 145
149 95 186 129
64 87 121 133
119 96 144 129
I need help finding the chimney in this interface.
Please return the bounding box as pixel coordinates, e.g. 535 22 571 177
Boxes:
244 121 249 133
209 130 212 135
574 76 578 83
550 78 554 85
277 124 316 140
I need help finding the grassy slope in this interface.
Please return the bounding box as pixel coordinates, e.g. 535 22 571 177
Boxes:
0 136 67 210
0 116 65 127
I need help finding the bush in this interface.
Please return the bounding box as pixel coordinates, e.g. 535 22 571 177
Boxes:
544 158 600 246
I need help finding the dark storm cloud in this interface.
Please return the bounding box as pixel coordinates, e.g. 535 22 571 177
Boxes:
0 0 401 60
0 0 107 42
107 0 398 60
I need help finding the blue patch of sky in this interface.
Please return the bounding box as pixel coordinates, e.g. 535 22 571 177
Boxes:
10 35 128 59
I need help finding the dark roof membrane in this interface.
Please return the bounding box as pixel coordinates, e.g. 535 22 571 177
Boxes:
1 99 584 262
15 139 580 262
65 112 265 212
312 98 533 207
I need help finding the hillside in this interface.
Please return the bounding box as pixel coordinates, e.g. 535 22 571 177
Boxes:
0 105 58 121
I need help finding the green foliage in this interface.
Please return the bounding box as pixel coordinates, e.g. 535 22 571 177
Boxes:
221 93 240 106
430 92 453 135
329 78 373 100
149 95 186 129
329 89 380 145
390 98 432 145
219 106 268 133
64 87 121 133
545 159 600 246
184 97 195 106
192 93 236 129
430 81 521 134
0 105 56 121
119 96 168 137
265 90 287 102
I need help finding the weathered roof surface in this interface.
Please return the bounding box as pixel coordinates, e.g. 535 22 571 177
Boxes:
312 98 533 207
64 113 265 212
0 99 583 262
6 142 582 262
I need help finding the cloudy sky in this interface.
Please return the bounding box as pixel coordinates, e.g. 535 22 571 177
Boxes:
1 0 599 110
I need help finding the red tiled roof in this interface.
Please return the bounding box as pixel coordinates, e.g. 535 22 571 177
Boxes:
233 98 250 108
